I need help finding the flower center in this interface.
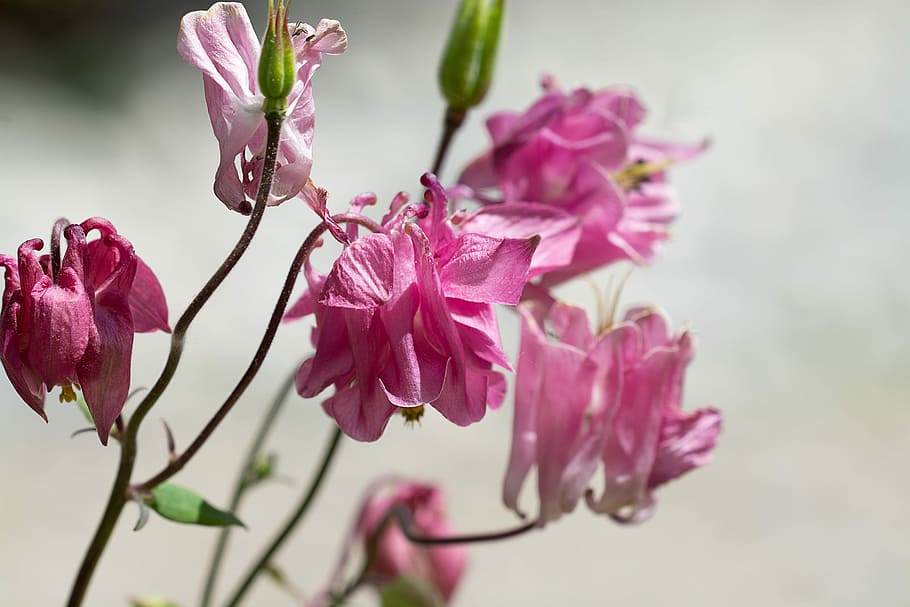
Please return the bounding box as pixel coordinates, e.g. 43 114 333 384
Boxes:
611 158 674 192
59 384 78 403
401 405 425 427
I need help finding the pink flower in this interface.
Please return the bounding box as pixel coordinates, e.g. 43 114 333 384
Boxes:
356 481 467 602
178 2 346 213
503 302 721 524
458 78 704 286
286 174 539 441
0 218 169 444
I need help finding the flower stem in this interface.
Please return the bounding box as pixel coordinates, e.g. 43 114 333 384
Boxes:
224 426 344 607
431 105 467 176
50 217 69 281
133 214 379 492
65 111 285 607
199 365 299 607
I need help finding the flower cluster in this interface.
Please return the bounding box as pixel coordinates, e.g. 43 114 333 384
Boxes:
287 174 552 441
458 77 705 286
0 3 725 604
1 218 168 443
504 303 721 524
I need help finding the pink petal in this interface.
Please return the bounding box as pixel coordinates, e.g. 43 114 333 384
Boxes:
321 233 394 309
129 256 170 333
460 203 581 277
648 407 722 489
1 300 46 418
77 291 134 445
436 233 537 305
447 299 511 370
177 3 259 105
27 270 92 387
589 343 678 517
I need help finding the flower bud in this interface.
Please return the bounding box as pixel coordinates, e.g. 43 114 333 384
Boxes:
438 0 504 110
258 0 296 113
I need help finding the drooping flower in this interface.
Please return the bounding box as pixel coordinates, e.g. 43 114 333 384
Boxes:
356 481 467 603
458 77 705 286
0 218 169 444
286 174 543 441
503 302 721 525
177 2 347 213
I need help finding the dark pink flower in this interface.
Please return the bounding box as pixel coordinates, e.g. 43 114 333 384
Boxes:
178 2 346 213
356 481 467 603
0 218 169 444
459 78 704 286
287 174 539 441
503 302 721 524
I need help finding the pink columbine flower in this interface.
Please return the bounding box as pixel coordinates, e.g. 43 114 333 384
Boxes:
0 218 169 444
356 481 467 603
286 174 543 441
503 302 721 524
178 2 346 214
458 77 705 286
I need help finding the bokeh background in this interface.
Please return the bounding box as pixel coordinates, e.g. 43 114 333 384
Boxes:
1 0 908 605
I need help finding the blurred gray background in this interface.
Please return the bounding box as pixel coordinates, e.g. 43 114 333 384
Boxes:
1 0 908 605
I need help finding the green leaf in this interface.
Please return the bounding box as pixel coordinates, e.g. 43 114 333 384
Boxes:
242 452 278 490
75 395 94 425
145 483 245 528
128 595 183 607
379 577 445 607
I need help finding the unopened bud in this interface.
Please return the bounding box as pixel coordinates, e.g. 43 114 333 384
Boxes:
438 0 505 110
258 0 296 114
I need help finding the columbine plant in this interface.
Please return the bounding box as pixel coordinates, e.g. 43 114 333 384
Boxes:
0 1 722 606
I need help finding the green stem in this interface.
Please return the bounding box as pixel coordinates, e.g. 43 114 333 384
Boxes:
64 112 285 607
225 426 344 607
199 366 299 607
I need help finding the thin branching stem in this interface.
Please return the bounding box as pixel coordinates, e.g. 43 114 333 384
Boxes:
65 112 285 607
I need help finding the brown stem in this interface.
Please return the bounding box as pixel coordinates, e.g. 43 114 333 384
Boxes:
64 112 285 607
431 105 467 176
133 213 380 492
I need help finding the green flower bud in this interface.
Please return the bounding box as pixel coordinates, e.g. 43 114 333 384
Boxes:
258 0 296 114
438 0 505 110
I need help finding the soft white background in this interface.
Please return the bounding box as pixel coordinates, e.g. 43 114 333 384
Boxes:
1 0 908 605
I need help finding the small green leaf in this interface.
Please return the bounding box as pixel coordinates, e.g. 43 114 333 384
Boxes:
145 483 244 528
75 395 94 425
379 577 445 607
242 452 278 490
128 595 183 607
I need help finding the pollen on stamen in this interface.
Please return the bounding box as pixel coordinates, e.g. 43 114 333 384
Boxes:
401 405 425 427
59 384 78 403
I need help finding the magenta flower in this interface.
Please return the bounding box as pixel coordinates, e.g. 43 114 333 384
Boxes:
0 218 169 444
458 78 704 286
503 302 721 524
286 174 539 441
178 2 346 213
356 481 467 603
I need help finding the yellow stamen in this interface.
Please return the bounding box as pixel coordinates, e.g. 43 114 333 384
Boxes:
59 384 78 403
402 405 425 427
612 158 676 192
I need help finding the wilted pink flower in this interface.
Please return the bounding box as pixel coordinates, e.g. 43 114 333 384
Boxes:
286 174 539 441
356 481 467 602
459 78 704 286
503 302 721 524
0 218 169 444
178 2 346 213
